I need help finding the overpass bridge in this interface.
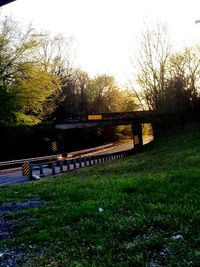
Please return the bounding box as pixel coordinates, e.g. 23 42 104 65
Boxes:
54 111 155 129
44 111 157 150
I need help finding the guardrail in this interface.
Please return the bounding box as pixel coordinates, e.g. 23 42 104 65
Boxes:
0 143 114 169
29 150 131 180
66 143 114 158
0 154 61 168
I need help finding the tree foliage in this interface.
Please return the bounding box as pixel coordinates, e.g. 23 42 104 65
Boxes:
53 72 138 120
0 16 71 125
88 75 138 113
0 15 139 127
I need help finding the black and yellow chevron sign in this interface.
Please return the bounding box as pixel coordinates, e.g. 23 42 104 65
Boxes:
52 141 57 152
22 162 30 176
133 135 139 145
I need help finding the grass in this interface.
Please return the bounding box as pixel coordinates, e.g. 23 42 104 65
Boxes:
1 124 200 266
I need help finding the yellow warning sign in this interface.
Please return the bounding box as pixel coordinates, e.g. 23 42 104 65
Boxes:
88 115 102 120
133 135 139 145
52 141 57 152
22 162 30 176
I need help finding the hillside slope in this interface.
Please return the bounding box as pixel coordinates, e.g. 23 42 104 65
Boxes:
1 124 200 266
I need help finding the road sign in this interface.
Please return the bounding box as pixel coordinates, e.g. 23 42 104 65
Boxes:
52 141 58 152
22 162 30 176
88 115 102 120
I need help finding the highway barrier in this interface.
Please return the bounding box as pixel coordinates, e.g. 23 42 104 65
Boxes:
0 143 114 170
27 150 132 180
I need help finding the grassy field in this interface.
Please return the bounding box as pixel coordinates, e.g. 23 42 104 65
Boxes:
1 124 200 266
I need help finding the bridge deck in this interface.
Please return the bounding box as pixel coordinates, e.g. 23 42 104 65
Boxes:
53 111 155 129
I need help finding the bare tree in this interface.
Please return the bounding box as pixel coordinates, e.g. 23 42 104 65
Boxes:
35 34 75 78
34 34 77 120
134 23 172 111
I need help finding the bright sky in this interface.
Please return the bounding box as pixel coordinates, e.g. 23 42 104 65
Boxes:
1 0 200 85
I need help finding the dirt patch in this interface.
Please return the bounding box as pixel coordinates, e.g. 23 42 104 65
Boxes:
0 218 17 240
0 198 46 266
0 198 45 241
0 198 45 215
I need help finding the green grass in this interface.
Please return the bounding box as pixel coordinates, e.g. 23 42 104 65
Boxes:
1 124 200 266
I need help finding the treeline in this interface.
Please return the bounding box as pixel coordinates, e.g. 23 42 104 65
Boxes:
134 24 200 134
0 17 137 126
0 16 137 160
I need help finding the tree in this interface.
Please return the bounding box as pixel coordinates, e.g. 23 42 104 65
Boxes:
34 34 81 119
87 75 137 113
0 16 61 125
166 46 200 121
133 23 200 129
134 23 171 111
34 34 75 78
13 65 60 124
52 69 90 119
169 46 200 100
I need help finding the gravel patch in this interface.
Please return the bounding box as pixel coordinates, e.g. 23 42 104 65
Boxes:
0 198 46 266
0 218 17 240
0 198 45 215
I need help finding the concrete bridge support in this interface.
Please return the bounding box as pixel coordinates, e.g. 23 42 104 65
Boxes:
131 123 143 150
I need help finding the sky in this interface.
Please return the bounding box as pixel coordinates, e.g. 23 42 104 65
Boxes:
1 0 200 85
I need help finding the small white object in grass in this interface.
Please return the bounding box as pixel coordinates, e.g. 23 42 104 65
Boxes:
32 172 41 180
0 252 5 257
98 207 104 213
171 234 184 240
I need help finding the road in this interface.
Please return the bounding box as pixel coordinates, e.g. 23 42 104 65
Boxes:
0 137 153 186
0 167 27 186
83 136 152 156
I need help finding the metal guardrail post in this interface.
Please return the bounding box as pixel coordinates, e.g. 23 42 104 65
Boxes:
88 156 92 166
78 157 82 168
60 161 64 172
39 164 44 176
52 162 56 175
29 163 33 180
63 160 67 171
83 157 87 167
73 159 76 169
66 160 70 171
